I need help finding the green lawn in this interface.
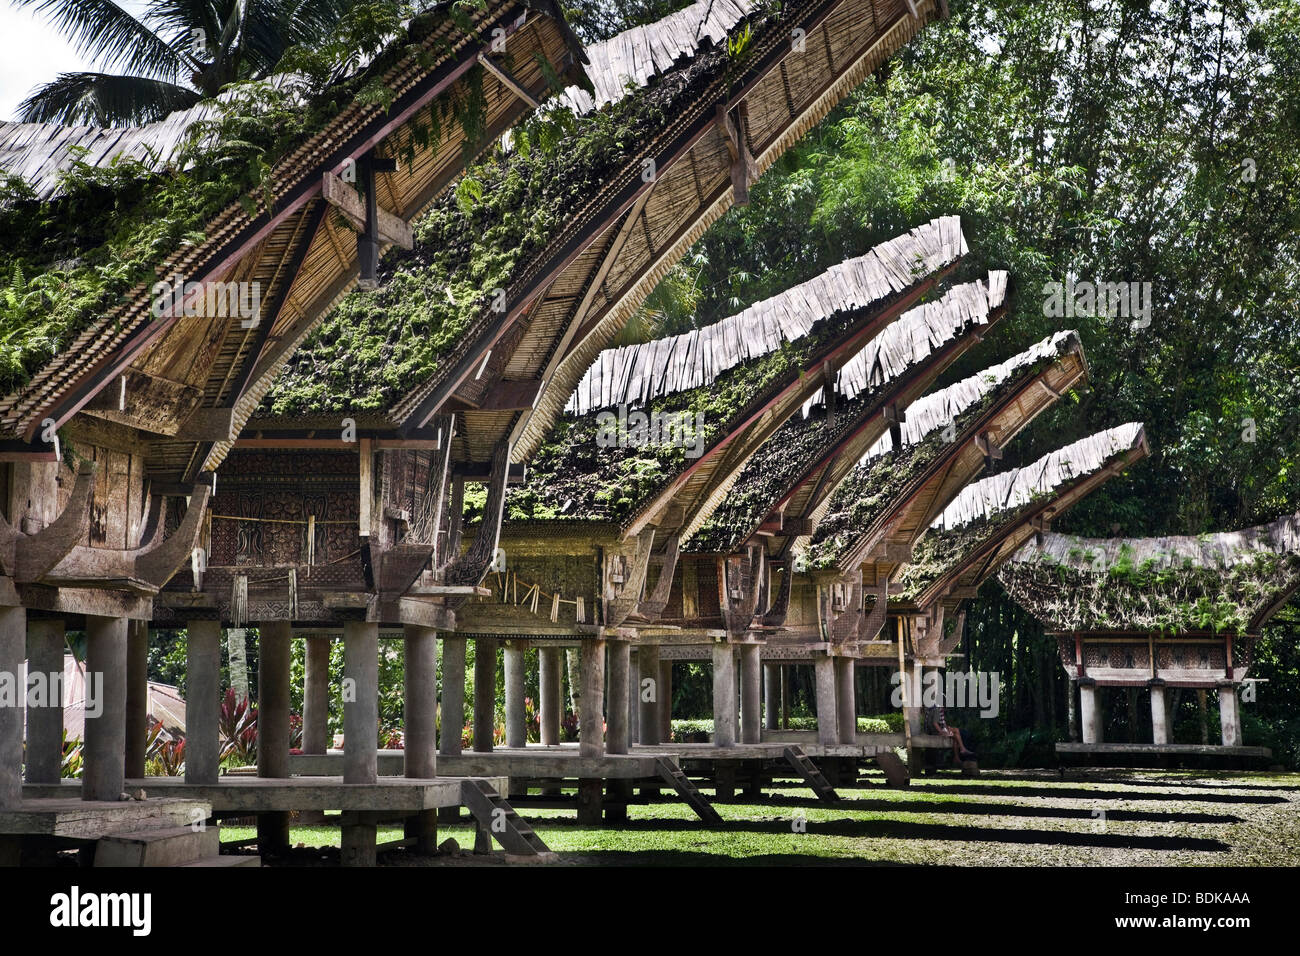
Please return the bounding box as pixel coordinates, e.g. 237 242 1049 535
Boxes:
216 767 1300 866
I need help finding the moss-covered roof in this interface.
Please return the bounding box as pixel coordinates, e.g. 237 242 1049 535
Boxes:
505 222 965 527
259 0 776 422
804 330 1083 569
685 274 1006 553
894 423 1146 603
997 515 1300 634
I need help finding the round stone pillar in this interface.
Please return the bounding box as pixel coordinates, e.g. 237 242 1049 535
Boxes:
439 636 466 756
25 618 66 785
185 621 222 785
740 644 762 744
638 643 661 745
711 642 737 748
579 639 606 757
0 606 27 807
606 640 630 754
473 638 497 753
257 621 292 779
503 641 527 749
83 615 127 802
763 662 780 732
343 620 379 784
814 653 838 747
404 625 438 778
538 645 562 746
835 657 856 745
302 635 331 755
124 619 149 779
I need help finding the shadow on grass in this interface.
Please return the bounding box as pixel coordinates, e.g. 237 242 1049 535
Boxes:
538 817 1231 852
745 793 1241 823
877 783 1287 804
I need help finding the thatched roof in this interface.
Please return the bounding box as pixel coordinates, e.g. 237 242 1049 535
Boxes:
804 330 1086 570
0 0 583 484
258 0 945 476
685 270 1007 554
894 423 1148 607
997 514 1300 635
505 218 965 529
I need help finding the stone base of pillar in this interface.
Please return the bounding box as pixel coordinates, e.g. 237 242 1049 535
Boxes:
256 812 290 856
405 810 438 856
577 778 603 824
714 765 737 801
340 814 378 866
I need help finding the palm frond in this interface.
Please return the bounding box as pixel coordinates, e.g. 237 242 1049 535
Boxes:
17 71 202 126
11 0 185 81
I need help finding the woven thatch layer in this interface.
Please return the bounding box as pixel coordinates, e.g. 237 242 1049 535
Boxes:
568 216 966 415
996 514 1300 634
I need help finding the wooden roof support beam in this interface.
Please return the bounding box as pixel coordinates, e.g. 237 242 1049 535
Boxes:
323 168 414 251
717 101 757 206
477 51 541 108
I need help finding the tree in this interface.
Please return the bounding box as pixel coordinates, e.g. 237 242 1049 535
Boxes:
14 0 365 126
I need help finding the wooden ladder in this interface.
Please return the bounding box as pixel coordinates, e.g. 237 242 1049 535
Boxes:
460 779 554 859
783 746 840 802
654 757 723 824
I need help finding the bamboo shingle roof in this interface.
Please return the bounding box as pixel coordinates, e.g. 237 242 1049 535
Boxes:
0 1 584 487
685 267 1006 555
997 513 1300 635
894 422 1149 609
803 330 1088 573
507 218 965 538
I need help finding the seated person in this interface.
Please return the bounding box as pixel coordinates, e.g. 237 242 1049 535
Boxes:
924 703 976 762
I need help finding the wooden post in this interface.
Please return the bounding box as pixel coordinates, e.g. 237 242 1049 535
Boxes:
83 615 127 802
257 620 292 854
473 637 497 752
607 640 630 754
539 645 562 746
404 625 438 777
24 618 66 785
835 657 856 745
712 642 737 748
763 662 780 732
124 619 148 779
0 606 25 808
659 658 673 742
503 640 526 748
185 621 221 785
343 620 379 784
579 639 606 757
302 635 331 755
638 643 661 744
814 654 838 746
440 637 466 756
740 644 761 744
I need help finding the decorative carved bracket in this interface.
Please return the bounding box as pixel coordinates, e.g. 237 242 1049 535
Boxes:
605 527 655 627
0 461 95 582
760 559 793 627
635 533 680 622
721 545 764 637
444 442 510 594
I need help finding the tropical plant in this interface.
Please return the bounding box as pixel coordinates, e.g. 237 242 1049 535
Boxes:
60 729 83 779
145 719 186 776
218 687 258 765
13 0 370 126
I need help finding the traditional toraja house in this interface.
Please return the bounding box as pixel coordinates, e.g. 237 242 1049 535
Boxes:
105 1 950 839
879 423 1150 763
997 514 1300 758
1 0 586 866
770 331 1090 751
444 220 973 806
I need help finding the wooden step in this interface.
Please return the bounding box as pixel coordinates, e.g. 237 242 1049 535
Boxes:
783 746 839 802
654 757 723 824
95 826 219 867
460 779 553 858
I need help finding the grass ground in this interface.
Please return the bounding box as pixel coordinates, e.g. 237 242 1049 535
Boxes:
217 766 1300 866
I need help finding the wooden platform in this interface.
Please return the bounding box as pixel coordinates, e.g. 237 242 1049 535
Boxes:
289 747 673 780
22 777 507 814
1 797 211 839
1057 743 1272 757
630 742 889 760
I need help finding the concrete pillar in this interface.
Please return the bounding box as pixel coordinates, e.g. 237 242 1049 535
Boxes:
1218 682 1241 747
1149 680 1171 745
764 662 780 732
659 658 673 742
83 615 127 802
124 619 148 779
343 620 379 784
628 647 640 744
1079 678 1101 744
638 643 661 745
538 645 562 746
24 618 65 785
257 621 292 779
0 606 25 807
579 639 605 757
302 635 331 755
740 644 761 744
814 654 838 747
185 621 221 785
836 657 856 745
503 641 526 749
439 637 466 756
711 642 737 748
473 638 497 752
404 625 437 778
606 640 630 754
